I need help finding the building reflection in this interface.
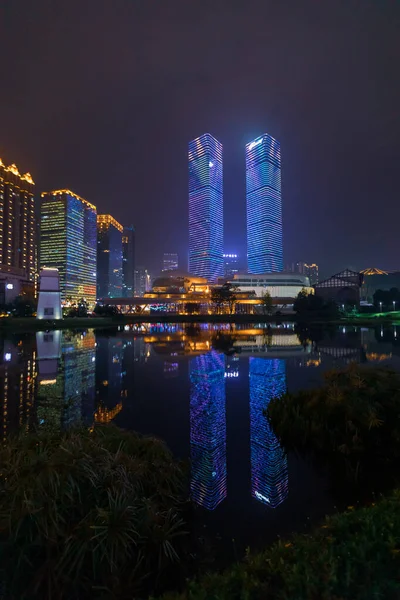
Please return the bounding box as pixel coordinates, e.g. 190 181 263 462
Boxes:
0 337 36 441
95 335 125 421
249 357 288 508
36 331 95 432
190 351 227 510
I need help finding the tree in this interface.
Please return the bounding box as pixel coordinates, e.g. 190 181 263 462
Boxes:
8 294 37 317
94 303 119 317
67 298 89 318
211 283 237 314
293 289 339 319
261 290 273 315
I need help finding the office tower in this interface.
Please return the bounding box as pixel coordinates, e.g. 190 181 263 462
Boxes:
0 158 36 295
122 225 135 297
40 190 97 307
162 253 178 272
97 214 123 299
190 352 227 510
249 357 288 508
297 262 319 285
188 133 223 282
223 253 239 278
134 266 150 296
246 134 283 274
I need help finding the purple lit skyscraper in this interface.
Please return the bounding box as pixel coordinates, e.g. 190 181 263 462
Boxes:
188 133 223 282
246 134 282 274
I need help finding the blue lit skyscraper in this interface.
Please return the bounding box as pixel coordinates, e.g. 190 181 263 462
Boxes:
249 357 288 508
188 133 223 282
246 134 282 273
190 351 227 510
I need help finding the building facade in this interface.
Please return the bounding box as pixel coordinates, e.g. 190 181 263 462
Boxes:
0 158 36 299
246 134 282 274
134 267 151 296
122 225 135 297
162 253 178 272
97 214 123 299
223 253 239 278
229 272 312 299
188 133 223 282
40 190 97 307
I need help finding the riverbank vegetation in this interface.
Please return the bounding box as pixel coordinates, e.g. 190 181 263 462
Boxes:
268 364 400 491
0 426 189 599
165 491 400 600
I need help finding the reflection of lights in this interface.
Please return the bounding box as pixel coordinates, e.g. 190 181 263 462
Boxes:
190 352 226 510
250 358 288 509
366 352 392 362
224 371 239 378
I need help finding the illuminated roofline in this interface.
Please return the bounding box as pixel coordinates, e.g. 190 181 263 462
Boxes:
97 214 123 233
41 189 96 211
0 159 35 184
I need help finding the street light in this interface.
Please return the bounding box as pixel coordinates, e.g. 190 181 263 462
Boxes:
379 301 383 312
393 300 396 311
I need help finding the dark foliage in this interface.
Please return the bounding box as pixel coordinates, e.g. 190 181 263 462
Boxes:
268 364 400 487
294 289 339 319
94 303 120 317
0 425 189 599
165 491 400 600
373 287 400 310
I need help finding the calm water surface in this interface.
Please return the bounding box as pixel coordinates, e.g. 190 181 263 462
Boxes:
2 322 400 556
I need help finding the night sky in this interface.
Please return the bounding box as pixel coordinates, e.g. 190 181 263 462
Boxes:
1 0 399 277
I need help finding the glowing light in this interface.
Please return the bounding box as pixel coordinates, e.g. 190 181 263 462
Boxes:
4 353 11 362
97 214 123 233
246 133 282 274
188 134 224 282
5 283 13 290
209 161 214 167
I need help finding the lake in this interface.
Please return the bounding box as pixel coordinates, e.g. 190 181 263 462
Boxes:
2 322 400 559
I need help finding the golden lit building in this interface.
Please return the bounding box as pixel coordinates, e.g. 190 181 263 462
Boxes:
40 190 97 307
0 158 36 299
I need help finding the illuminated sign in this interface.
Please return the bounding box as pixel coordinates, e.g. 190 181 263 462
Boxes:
248 137 263 151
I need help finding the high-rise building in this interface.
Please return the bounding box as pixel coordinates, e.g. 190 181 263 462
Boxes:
190 352 227 510
122 225 135 297
97 214 123 299
134 266 151 296
246 134 282 274
249 357 288 508
296 262 319 285
223 253 239 278
162 253 178 272
0 158 36 296
40 190 97 307
188 133 223 282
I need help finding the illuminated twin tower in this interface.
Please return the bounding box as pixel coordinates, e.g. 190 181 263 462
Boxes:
188 133 283 282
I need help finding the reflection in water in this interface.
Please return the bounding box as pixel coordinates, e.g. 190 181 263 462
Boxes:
36 331 95 432
95 337 125 421
249 358 288 508
190 351 227 510
0 337 36 441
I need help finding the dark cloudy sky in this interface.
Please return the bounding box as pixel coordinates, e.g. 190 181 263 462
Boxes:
0 0 399 277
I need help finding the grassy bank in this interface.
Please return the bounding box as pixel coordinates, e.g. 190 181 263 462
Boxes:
164 491 400 600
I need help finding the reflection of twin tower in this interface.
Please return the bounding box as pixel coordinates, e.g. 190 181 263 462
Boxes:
190 352 288 510
188 133 283 282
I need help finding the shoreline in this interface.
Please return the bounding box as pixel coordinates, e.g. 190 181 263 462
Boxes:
0 312 400 333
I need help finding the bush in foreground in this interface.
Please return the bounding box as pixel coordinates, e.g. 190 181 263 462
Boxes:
0 425 188 599
164 491 400 600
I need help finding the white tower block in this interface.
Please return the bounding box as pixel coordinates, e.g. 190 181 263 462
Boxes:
37 268 62 319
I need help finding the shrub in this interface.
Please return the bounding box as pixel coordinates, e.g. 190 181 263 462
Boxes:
268 364 400 484
164 491 400 599
0 425 189 599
